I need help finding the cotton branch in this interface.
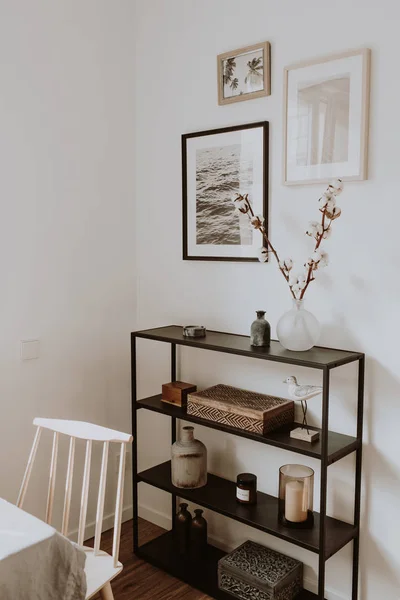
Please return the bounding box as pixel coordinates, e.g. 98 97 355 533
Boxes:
231 178 343 301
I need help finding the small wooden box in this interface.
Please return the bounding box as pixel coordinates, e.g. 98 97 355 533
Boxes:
187 384 294 435
162 381 197 407
218 540 303 600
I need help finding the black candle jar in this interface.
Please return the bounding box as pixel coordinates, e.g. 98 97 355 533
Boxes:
236 473 257 505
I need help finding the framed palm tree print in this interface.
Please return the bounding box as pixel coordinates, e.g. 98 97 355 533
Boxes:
217 42 271 105
182 122 269 261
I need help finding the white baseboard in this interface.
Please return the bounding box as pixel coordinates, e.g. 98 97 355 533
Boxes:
138 504 348 600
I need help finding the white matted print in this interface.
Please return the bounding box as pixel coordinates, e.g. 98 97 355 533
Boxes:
218 42 271 105
284 48 371 185
182 122 268 261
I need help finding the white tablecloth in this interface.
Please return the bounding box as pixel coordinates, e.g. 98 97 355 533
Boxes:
0 498 87 600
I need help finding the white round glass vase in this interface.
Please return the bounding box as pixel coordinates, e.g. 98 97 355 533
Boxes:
277 299 320 351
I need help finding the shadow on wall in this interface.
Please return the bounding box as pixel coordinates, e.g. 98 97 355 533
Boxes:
361 358 400 598
321 320 400 597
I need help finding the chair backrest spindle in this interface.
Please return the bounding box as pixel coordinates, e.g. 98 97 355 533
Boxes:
94 441 109 555
61 436 76 535
46 431 59 524
78 439 92 546
112 443 126 567
17 426 42 509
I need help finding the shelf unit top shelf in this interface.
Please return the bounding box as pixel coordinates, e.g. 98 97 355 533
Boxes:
138 530 325 600
137 395 359 465
132 325 363 369
138 461 356 559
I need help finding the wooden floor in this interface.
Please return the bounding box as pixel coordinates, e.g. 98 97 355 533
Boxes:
86 518 211 599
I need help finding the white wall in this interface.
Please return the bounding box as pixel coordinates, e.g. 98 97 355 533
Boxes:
0 0 136 531
134 1 400 599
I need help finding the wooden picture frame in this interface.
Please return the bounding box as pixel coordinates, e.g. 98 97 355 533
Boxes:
217 42 271 106
182 122 269 262
283 48 371 185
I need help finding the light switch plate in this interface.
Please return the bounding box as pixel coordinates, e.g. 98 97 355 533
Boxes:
20 340 40 360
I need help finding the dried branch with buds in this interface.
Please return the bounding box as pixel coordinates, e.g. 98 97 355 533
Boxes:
231 179 344 300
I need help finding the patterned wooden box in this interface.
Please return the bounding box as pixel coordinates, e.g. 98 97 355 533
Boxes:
187 384 294 435
218 540 303 600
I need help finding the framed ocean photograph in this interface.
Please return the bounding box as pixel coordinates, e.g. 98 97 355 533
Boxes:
217 42 271 105
283 48 371 185
182 122 269 261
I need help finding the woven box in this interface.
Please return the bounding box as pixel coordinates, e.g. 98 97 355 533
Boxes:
187 384 294 435
218 541 303 600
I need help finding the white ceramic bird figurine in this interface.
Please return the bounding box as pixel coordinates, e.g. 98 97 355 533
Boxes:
283 376 322 436
283 376 323 401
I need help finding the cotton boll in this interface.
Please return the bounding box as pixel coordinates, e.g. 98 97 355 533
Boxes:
323 228 332 239
318 192 331 209
329 178 344 195
312 249 322 262
250 215 264 229
288 273 298 286
326 198 336 213
284 258 293 270
326 205 342 220
257 247 268 263
306 221 318 236
232 194 250 213
319 251 329 268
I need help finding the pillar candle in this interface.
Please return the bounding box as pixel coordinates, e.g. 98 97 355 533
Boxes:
285 480 307 522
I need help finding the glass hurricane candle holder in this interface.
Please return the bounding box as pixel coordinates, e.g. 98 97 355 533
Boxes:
279 464 314 529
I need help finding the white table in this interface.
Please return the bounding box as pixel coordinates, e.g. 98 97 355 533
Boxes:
0 498 87 600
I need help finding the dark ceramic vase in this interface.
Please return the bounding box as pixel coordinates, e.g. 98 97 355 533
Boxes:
250 311 271 347
191 509 207 557
175 503 192 554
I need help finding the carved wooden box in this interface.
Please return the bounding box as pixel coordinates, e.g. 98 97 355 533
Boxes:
218 540 303 600
187 384 294 435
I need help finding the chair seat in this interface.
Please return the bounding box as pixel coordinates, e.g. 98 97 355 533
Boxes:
81 546 122 599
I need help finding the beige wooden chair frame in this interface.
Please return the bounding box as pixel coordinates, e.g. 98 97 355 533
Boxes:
17 417 133 600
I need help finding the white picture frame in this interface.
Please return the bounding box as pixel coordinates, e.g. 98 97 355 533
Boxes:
283 48 371 185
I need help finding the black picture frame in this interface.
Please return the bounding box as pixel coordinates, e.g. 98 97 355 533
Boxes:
182 121 269 262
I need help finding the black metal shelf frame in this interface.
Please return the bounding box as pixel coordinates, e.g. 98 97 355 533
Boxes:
131 326 365 600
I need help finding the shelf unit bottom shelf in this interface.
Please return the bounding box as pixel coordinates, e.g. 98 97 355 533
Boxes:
137 530 325 600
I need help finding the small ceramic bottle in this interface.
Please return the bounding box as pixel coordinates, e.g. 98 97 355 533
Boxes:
250 310 271 347
175 503 192 554
191 509 208 557
171 426 207 489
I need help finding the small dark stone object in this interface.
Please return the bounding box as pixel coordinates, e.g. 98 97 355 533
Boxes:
191 509 208 557
174 503 192 554
250 311 271 347
183 325 206 338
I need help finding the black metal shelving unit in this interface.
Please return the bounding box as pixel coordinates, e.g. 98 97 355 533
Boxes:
131 325 365 600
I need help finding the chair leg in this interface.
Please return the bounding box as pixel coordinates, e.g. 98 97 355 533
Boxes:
99 582 114 600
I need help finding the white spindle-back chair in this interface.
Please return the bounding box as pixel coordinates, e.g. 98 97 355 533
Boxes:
17 418 133 600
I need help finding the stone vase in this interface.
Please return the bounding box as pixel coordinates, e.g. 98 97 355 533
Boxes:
191 509 208 557
250 310 271 347
171 426 207 489
174 503 192 554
